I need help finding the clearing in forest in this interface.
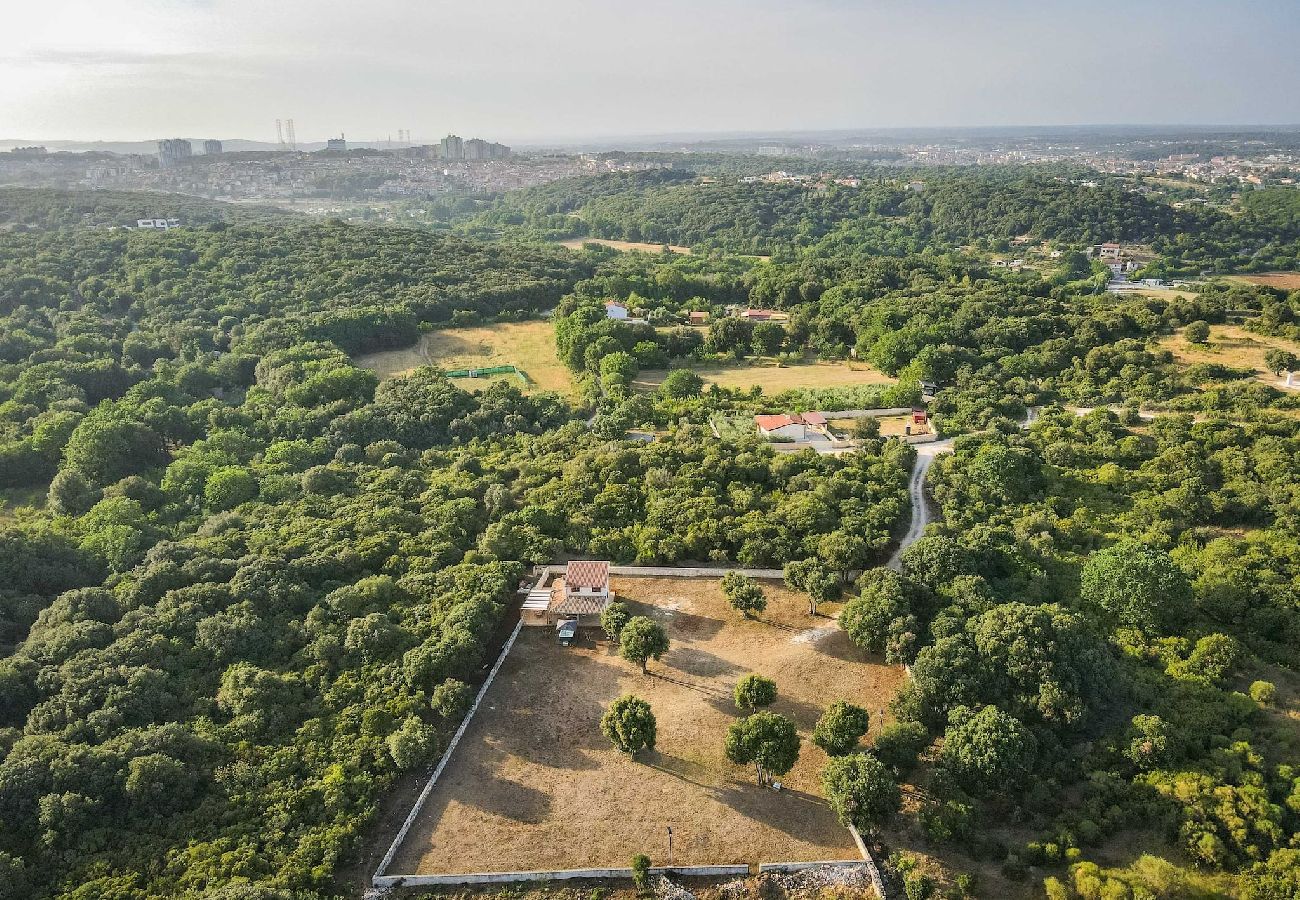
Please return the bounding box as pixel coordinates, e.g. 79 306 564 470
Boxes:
556 237 693 255
633 360 896 394
389 576 903 875
1159 324 1300 388
352 321 576 395
1227 272 1300 291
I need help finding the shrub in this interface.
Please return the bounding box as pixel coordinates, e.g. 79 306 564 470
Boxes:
812 700 871 756
601 695 657 756
734 674 777 712
721 572 767 618
601 599 632 641
1250 680 1277 705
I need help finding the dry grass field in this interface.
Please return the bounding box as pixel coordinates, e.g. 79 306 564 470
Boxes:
1227 272 1300 291
353 321 576 395
389 576 904 875
1158 324 1300 388
633 360 896 394
557 237 693 255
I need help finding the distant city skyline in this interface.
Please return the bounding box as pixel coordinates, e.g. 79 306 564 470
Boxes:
3 0 1300 144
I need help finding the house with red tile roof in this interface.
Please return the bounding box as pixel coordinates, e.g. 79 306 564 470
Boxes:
754 412 828 442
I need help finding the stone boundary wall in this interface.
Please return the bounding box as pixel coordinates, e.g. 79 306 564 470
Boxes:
848 825 891 900
375 864 750 888
757 861 869 874
373 618 526 883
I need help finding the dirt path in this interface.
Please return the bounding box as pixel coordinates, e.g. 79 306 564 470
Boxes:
884 409 1038 571
885 439 954 571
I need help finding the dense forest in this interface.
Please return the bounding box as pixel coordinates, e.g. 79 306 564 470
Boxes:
464 168 1300 275
0 188 292 230
1 169 1300 899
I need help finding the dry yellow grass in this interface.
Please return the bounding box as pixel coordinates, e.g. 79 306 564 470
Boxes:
390 576 903 875
353 321 576 395
633 360 896 394
557 237 693 255
1226 272 1300 290
1158 324 1300 387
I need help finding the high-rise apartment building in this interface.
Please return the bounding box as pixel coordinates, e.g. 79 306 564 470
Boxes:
157 139 193 169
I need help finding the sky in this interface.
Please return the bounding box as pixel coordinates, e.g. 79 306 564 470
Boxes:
2 0 1299 144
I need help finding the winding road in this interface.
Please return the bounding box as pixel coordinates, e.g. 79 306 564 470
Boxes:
885 439 954 571
884 408 1038 571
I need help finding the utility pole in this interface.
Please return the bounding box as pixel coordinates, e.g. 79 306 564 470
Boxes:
285 119 296 151
667 826 673 867
275 119 284 149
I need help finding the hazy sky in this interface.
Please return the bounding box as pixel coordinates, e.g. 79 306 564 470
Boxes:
3 0 1299 143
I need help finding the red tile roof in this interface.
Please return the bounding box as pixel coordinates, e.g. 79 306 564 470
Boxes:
565 560 609 590
755 412 823 431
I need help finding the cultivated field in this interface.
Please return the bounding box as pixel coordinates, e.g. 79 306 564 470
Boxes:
1227 272 1300 291
633 360 896 394
390 576 904 875
353 321 576 395
557 237 693 255
1159 324 1300 388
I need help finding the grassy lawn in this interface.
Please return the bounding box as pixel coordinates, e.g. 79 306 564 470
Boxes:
556 237 693 255
352 321 576 396
389 576 903 875
634 359 896 394
1158 324 1300 388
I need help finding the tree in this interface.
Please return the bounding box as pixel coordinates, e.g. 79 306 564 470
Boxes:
725 710 801 785
62 414 167 486
431 678 472 720
620 616 669 673
784 557 840 615
853 417 882 440
1263 348 1298 375
601 599 632 641
821 752 901 832
839 568 922 663
388 716 438 770
1080 541 1191 635
47 469 98 516
661 369 704 398
601 695 657 756
734 674 777 712
812 701 871 756
722 571 767 618
939 705 1037 793
873 721 930 774
1185 320 1210 344
1124 714 1173 771
752 321 785 357
204 466 258 511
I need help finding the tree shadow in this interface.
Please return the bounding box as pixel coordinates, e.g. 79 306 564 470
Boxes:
665 646 743 680
710 781 843 842
643 749 717 789
669 610 725 641
811 628 868 663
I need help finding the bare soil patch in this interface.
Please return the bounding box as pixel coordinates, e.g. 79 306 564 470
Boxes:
389 576 903 875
